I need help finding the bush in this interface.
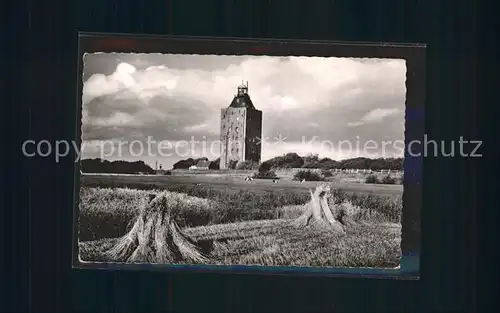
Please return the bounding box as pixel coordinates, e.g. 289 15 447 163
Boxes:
262 153 305 169
228 160 238 169
173 158 195 169
163 170 172 175
381 175 396 185
365 174 397 185
283 153 305 168
365 174 379 184
258 161 272 174
236 160 259 170
321 169 333 177
293 170 324 181
252 170 278 179
209 158 220 170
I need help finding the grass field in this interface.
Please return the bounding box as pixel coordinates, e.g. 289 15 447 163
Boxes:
78 173 403 268
81 172 403 199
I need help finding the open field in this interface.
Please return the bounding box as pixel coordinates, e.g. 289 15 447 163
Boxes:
77 183 403 268
80 219 401 268
81 173 403 200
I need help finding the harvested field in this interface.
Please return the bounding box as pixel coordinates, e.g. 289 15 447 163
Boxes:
80 218 401 268
77 183 402 268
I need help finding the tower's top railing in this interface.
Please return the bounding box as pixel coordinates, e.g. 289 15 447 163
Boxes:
237 80 249 96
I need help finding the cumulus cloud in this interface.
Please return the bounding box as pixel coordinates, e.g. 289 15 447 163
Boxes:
81 54 406 168
82 62 179 105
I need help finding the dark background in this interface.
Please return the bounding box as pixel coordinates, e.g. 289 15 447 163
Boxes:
3 0 490 312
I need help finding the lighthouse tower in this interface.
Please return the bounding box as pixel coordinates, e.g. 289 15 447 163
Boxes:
219 81 263 170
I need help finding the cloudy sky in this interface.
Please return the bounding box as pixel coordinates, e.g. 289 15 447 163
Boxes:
81 53 406 169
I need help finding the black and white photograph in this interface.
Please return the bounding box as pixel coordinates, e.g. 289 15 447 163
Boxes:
76 49 409 269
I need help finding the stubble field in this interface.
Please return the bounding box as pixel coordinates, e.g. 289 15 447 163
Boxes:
78 173 403 268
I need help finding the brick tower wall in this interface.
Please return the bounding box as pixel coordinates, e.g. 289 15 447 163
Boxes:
220 107 247 169
245 109 262 163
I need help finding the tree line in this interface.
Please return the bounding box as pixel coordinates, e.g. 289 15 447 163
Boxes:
80 159 155 174
262 153 404 171
172 153 403 171
81 154 403 174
